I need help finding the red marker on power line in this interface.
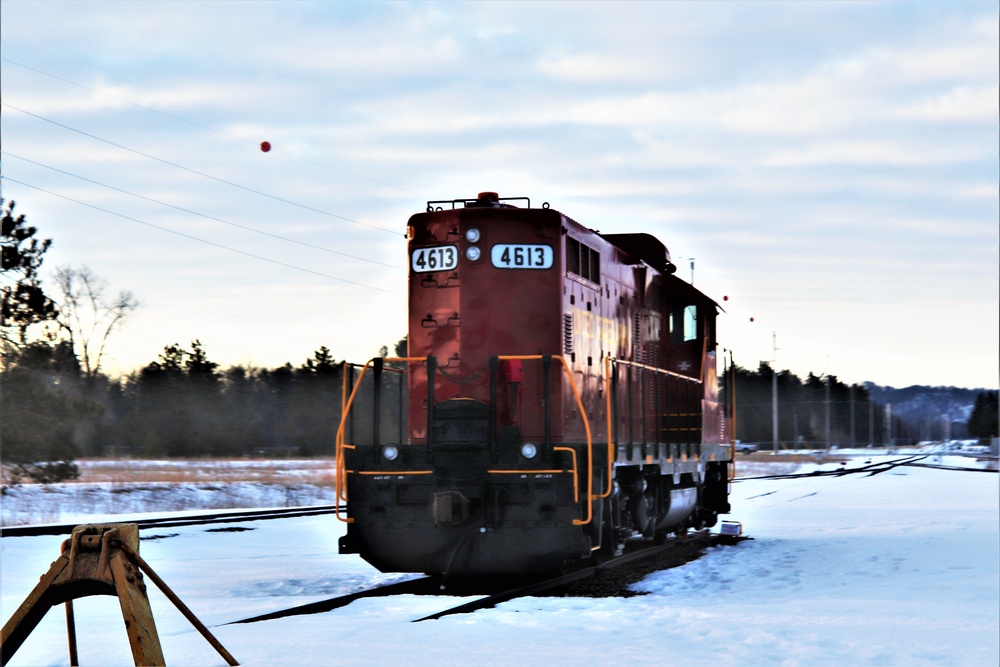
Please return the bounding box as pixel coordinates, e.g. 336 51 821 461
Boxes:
260 141 271 152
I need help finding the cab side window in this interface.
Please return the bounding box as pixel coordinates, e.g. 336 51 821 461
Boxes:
670 304 698 343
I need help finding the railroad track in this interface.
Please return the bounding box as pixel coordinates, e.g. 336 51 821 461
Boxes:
228 531 723 626
0 504 345 538
734 454 930 482
735 453 996 483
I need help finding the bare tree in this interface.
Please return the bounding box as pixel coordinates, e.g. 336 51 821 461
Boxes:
53 265 139 379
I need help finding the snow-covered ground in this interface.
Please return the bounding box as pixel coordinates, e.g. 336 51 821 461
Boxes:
0 480 336 527
1 454 997 666
1 459 337 526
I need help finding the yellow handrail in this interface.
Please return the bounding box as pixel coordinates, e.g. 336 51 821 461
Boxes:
552 446 578 503
335 357 427 523
497 355 593 526
602 356 707 501
601 356 615 499
335 355 595 527
560 353 594 525
611 357 704 383
337 362 349 498
335 361 370 522
334 362 351 522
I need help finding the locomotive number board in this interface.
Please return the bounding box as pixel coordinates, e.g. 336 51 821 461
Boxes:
491 244 553 269
411 245 458 273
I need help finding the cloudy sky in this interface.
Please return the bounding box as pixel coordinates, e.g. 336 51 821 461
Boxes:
2 1 997 389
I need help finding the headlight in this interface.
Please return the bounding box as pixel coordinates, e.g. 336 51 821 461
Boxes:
382 445 399 461
466 246 481 261
465 228 481 243
520 442 538 459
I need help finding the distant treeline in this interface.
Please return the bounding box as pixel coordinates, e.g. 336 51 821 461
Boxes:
1 339 996 484
722 364 997 448
0 338 405 484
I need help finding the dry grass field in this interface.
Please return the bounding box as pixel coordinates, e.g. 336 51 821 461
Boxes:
69 457 800 485
71 458 337 487
28 454 849 486
1 459 340 526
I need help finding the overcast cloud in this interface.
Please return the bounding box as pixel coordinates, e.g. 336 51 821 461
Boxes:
1 1 997 388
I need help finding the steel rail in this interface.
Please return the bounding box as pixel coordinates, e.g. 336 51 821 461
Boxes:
0 505 344 538
226 576 440 625
733 454 929 481
225 533 717 627
412 534 714 622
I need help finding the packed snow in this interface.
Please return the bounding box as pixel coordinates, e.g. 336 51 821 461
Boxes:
1 453 997 666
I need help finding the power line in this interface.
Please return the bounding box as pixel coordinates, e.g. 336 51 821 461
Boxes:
2 59 245 143
3 152 404 271
1 176 396 294
1 57 423 197
2 102 399 236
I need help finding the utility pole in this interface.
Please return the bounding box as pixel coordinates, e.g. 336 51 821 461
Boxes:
849 385 855 447
793 406 799 447
868 398 874 448
728 349 737 444
884 403 893 452
824 374 831 453
771 331 779 455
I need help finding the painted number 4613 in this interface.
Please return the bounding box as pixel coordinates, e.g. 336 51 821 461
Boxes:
411 245 458 273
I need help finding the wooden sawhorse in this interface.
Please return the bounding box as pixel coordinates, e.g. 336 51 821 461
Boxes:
1 523 237 666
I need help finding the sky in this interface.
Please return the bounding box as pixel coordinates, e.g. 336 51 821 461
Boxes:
1 1 997 389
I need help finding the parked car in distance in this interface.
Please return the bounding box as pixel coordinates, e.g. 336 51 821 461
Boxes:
735 441 758 455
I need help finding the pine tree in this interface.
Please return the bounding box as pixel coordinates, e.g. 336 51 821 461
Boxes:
1 199 58 350
968 392 998 439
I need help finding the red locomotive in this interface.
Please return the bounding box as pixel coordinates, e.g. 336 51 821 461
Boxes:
337 192 733 575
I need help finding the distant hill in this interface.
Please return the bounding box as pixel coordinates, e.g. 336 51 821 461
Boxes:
864 383 990 440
